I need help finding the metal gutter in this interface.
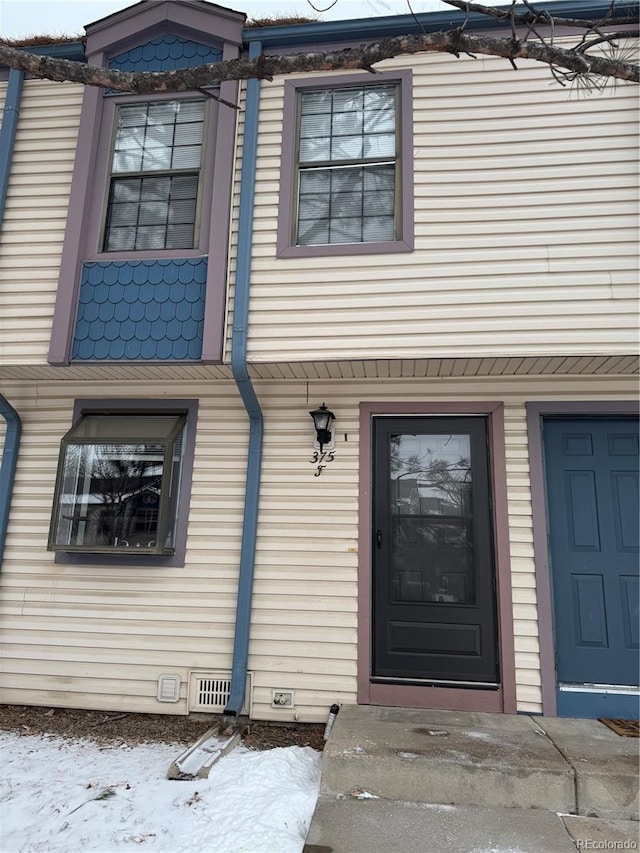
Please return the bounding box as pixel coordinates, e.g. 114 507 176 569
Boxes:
224 40 264 719
0 41 86 70
0 395 22 571
0 69 24 231
242 1 637 47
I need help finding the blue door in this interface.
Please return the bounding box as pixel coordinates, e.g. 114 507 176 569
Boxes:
543 417 639 718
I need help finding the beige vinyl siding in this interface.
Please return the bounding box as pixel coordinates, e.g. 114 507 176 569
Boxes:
0 380 248 713
245 52 639 362
248 374 638 719
0 374 636 720
0 80 82 366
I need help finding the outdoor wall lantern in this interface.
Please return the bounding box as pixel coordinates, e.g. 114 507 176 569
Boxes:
309 403 335 452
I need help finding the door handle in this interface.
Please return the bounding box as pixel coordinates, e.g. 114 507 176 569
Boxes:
376 529 383 548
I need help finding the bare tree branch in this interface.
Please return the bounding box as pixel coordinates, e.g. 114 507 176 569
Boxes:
576 32 638 51
0 25 637 94
440 0 638 30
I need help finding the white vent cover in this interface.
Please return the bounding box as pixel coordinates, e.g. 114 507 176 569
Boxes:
157 673 181 703
188 671 252 715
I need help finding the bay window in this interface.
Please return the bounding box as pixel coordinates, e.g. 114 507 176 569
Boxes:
49 412 187 555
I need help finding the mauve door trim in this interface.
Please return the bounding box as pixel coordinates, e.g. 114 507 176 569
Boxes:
358 401 516 714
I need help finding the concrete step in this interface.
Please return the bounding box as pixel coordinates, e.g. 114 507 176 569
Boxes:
304 797 640 853
320 705 639 820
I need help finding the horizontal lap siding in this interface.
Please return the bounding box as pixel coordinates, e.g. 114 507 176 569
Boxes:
249 382 359 718
0 81 82 366
1 375 637 718
245 375 638 719
0 380 248 714
247 53 639 362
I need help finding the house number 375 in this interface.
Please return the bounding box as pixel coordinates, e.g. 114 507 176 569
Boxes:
310 450 335 476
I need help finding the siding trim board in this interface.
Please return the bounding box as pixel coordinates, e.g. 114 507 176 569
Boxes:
85 0 245 54
526 400 640 717
357 400 517 713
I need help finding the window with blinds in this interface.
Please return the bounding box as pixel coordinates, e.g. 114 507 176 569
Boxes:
295 84 398 246
103 100 205 252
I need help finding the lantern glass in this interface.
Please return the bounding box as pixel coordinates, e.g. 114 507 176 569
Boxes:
309 403 335 449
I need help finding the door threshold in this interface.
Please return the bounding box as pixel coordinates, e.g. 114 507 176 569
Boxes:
372 676 499 689
559 683 639 696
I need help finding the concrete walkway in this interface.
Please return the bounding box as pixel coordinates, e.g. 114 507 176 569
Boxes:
304 705 639 853
305 799 638 853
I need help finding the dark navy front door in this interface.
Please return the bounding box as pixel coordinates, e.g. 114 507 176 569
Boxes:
543 417 639 716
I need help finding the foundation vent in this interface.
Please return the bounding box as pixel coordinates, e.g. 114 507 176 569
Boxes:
188 671 252 715
157 673 181 703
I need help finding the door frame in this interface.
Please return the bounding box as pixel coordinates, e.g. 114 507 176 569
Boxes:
527 401 639 717
358 401 516 713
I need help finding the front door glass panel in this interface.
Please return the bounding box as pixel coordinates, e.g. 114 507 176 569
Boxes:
390 433 474 605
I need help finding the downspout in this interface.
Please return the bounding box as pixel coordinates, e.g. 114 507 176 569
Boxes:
0 395 22 571
224 41 264 719
0 71 26 570
0 69 25 230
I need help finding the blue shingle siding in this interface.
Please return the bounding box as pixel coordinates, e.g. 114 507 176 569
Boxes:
108 34 222 73
72 259 207 361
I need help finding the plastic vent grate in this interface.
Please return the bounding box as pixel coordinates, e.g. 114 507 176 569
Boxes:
197 677 231 708
188 672 252 715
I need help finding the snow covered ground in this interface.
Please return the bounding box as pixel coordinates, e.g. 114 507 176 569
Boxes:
0 731 321 853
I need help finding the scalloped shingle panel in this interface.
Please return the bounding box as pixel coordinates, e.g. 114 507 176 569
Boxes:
109 34 222 73
72 260 207 361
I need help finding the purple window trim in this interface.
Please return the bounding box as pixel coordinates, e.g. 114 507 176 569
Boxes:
276 69 414 259
54 398 198 568
49 4 243 367
86 93 213 261
85 2 245 56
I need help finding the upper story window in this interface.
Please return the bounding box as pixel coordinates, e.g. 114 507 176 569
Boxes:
103 99 206 252
277 71 413 259
49 412 187 556
48 1 245 367
297 84 397 246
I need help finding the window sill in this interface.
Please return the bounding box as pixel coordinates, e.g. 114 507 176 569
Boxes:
54 551 183 568
276 237 414 260
88 249 208 262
